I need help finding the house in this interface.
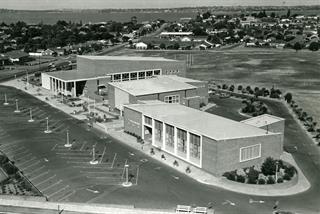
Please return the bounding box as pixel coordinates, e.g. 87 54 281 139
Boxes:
135 42 148 50
6 50 31 64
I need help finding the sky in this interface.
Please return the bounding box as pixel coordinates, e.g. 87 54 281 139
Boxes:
0 0 319 10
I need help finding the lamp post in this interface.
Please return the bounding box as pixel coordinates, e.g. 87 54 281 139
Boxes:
122 164 132 187
14 99 20 113
28 108 34 122
3 94 9 106
275 161 279 182
44 117 52 134
89 145 98 165
64 129 72 147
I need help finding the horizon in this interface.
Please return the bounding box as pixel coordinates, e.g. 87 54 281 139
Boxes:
0 0 319 10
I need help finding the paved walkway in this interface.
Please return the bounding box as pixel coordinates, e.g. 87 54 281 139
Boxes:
0 79 311 197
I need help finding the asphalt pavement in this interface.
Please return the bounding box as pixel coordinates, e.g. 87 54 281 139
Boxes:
0 87 319 214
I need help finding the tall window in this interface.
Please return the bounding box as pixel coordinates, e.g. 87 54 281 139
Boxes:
177 128 187 153
154 120 163 144
144 116 152 126
112 74 121 82
240 144 261 162
122 73 129 81
189 133 201 159
164 95 180 104
165 124 174 150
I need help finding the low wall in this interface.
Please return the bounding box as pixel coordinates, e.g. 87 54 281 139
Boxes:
0 194 46 202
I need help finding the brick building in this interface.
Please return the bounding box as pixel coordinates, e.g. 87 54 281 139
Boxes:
123 103 284 176
41 55 186 97
108 75 208 112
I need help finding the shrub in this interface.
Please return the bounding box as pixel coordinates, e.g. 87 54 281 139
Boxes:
236 175 246 183
284 166 296 178
258 178 266 184
267 176 275 184
261 157 276 176
277 177 284 183
200 102 206 108
283 173 291 181
223 171 236 181
247 167 259 184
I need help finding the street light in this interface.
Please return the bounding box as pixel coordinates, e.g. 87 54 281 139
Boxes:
122 164 132 187
14 99 20 113
89 145 98 165
64 129 72 147
3 94 9 106
275 160 279 182
44 117 52 134
28 108 34 122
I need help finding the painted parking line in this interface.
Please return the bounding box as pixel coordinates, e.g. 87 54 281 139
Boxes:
11 149 29 158
1 146 20 154
18 157 37 168
6 147 26 156
41 180 63 192
86 176 121 180
99 146 107 164
26 165 45 175
23 160 41 171
60 156 91 160
72 165 112 169
48 185 70 198
56 152 92 156
17 153 33 162
57 190 76 202
80 171 120 175
80 141 87 151
51 144 58 151
0 142 19 150
29 170 50 182
34 174 57 187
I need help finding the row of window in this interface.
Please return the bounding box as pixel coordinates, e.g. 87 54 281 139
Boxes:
240 144 261 162
111 70 161 82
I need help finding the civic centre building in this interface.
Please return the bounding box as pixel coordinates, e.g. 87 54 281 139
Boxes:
41 55 187 97
124 103 284 175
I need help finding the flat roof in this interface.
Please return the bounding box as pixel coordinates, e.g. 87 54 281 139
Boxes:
241 114 285 128
44 70 102 82
78 55 177 62
108 76 197 96
164 75 203 83
125 103 275 141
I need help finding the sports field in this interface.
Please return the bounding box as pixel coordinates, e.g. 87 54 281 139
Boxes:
111 47 320 122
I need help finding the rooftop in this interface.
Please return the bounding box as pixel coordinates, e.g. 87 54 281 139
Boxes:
44 70 93 81
108 76 196 96
164 75 203 83
241 114 285 128
125 103 276 141
78 55 177 62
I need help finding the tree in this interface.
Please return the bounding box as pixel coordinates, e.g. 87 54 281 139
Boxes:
309 42 319 51
261 157 276 176
159 43 166 49
173 42 180 50
287 9 291 18
238 85 243 91
284 92 293 103
247 167 259 184
293 42 302 52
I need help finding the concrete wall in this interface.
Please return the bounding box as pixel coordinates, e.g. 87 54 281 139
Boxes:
215 133 283 175
41 73 51 90
108 84 115 110
124 107 142 137
259 120 285 150
77 56 187 77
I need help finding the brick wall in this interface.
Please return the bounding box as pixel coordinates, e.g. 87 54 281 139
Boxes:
123 107 142 138
215 133 282 175
201 136 219 175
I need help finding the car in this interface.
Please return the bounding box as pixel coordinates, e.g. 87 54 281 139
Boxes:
273 211 296 214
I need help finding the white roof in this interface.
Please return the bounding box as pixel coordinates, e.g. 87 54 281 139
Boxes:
109 76 196 96
163 75 203 83
125 103 276 141
241 114 284 128
78 55 176 62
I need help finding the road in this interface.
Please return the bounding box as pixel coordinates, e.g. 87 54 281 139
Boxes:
0 87 319 214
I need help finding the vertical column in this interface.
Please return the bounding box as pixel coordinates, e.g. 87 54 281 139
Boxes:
162 123 166 150
53 78 56 92
120 74 123 82
141 114 144 140
174 127 178 155
73 81 77 97
186 131 190 161
152 119 155 146
50 78 52 91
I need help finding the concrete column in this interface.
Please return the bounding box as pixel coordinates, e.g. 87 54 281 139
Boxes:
73 81 76 97
174 126 177 155
186 131 190 161
163 123 166 150
53 78 56 92
151 119 155 146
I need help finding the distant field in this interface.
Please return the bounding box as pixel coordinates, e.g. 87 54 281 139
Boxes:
111 47 320 121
